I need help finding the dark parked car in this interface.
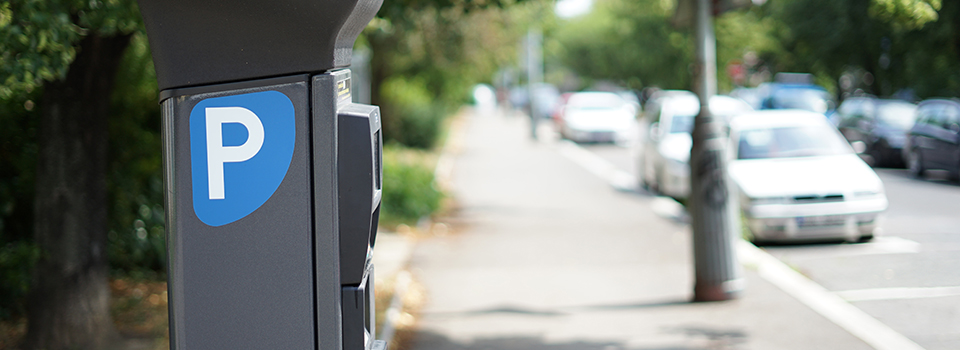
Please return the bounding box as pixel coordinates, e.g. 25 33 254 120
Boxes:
904 99 960 179
836 97 918 167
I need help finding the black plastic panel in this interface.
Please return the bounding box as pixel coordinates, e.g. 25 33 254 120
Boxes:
138 0 382 91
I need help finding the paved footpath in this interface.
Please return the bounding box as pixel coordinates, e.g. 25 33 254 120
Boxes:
405 111 875 350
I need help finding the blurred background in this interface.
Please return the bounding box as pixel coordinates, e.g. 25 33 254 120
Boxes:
0 0 958 349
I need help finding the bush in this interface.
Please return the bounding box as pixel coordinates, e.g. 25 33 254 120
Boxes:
380 77 447 149
0 242 39 319
0 86 39 320
380 145 443 226
105 33 166 277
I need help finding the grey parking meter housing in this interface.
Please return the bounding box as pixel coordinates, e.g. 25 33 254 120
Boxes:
138 0 381 91
138 0 385 349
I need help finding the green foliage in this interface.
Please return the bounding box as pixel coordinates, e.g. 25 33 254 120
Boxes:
380 145 443 225
715 9 784 90
106 32 166 275
0 2 163 315
0 241 39 319
368 1 528 147
380 77 447 149
770 0 959 97
0 85 39 320
555 0 957 98
0 89 38 243
870 0 941 30
556 0 693 90
0 0 141 99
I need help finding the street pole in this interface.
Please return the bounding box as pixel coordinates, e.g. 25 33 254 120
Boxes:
689 0 743 302
525 27 543 140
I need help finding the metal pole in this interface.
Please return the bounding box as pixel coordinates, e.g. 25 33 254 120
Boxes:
526 27 542 140
689 0 743 302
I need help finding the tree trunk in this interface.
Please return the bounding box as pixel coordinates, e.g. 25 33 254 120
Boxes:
368 32 400 142
26 33 131 350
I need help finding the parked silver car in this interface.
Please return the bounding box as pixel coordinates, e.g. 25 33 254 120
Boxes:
635 90 752 199
558 91 636 143
729 110 888 243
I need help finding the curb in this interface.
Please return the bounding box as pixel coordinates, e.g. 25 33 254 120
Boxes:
378 108 469 346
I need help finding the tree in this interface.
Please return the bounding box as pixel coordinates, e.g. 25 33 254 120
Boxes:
367 0 528 147
1 1 140 348
769 0 952 98
555 0 693 90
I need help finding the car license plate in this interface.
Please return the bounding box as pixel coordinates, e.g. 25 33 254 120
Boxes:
796 215 844 227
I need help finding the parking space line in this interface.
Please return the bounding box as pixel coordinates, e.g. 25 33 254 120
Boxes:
835 286 960 302
557 139 925 350
738 241 926 350
556 140 636 191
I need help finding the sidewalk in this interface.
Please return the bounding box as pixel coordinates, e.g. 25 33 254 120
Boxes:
400 110 875 350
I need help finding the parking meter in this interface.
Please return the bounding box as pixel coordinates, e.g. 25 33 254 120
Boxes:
137 0 384 349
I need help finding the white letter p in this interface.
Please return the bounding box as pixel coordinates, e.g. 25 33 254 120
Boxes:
206 107 265 200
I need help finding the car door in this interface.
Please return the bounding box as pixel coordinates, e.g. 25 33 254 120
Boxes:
837 99 864 143
930 103 960 171
650 105 672 184
912 103 944 167
640 99 664 185
858 101 877 148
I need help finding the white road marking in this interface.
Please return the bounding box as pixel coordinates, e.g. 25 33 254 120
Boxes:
738 241 925 350
558 139 926 350
836 286 960 302
651 196 686 220
556 140 636 191
864 236 922 254
768 236 921 261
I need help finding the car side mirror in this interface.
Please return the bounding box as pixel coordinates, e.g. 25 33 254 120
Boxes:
649 122 660 142
949 123 960 134
851 141 867 154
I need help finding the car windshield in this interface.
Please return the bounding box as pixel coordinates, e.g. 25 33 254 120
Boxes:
876 102 918 130
669 100 752 134
770 88 832 113
568 93 625 110
670 115 695 133
738 125 851 159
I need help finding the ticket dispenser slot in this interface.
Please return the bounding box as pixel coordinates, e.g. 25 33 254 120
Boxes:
338 102 383 349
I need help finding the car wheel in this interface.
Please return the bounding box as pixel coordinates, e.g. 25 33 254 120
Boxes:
636 158 651 192
651 167 663 195
870 141 886 168
858 235 874 243
907 148 925 179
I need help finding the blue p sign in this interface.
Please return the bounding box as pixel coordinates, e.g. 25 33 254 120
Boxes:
189 91 296 226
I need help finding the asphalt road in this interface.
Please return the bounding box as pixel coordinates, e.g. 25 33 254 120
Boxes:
577 141 960 350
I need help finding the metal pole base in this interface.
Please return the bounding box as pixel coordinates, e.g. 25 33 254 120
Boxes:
694 280 743 302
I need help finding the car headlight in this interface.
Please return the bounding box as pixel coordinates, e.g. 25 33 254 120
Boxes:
853 189 883 198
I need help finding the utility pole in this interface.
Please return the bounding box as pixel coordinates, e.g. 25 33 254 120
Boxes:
689 0 743 302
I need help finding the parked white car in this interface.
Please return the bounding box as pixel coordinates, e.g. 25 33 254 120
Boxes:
728 110 888 243
636 90 752 199
558 92 636 143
